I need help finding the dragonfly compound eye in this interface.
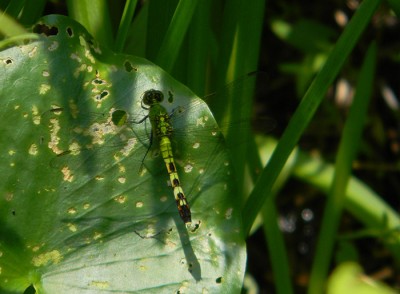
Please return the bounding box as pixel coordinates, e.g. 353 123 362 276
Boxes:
143 89 164 105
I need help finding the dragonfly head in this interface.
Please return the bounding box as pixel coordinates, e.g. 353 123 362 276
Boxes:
142 89 164 107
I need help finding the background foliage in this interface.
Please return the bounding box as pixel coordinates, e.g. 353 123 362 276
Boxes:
0 0 400 293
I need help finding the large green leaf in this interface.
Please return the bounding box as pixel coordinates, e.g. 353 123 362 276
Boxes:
0 15 245 293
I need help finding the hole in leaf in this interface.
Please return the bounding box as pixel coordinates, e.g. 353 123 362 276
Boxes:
23 284 36 294
215 276 223 284
5 58 12 64
124 60 137 72
92 78 106 85
168 91 174 103
95 90 109 101
66 27 73 37
188 262 194 273
33 24 59 36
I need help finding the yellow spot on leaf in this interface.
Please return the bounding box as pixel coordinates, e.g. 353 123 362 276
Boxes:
67 207 77 214
32 246 41 252
118 165 126 173
85 50 95 64
29 144 38 155
39 84 51 95
62 166 74 182
32 115 41 125
31 105 39 116
120 138 137 156
196 116 207 127
93 232 102 240
74 63 88 78
67 223 77 232
184 164 193 173
114 195 127 204
32 250 62 267
89 280 109 289
28 46 37 57
68 141 81 155
48 117 62 154
70 53 81 62
139 265 147 271
31 106 41 124
5 193 13 201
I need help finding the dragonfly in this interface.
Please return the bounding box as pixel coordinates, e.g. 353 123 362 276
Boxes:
133 89 192 227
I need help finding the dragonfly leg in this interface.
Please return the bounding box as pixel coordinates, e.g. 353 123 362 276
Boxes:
139 130 153 173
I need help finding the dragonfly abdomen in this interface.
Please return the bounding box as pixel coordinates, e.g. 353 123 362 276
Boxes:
158 136 192 225
144 89 192 227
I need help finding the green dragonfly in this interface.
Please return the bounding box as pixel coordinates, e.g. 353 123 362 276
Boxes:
119 89 192 227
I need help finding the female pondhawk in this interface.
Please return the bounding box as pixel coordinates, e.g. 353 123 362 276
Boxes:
135 89 192 227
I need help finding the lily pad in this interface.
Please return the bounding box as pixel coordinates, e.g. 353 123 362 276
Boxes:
0 15 245 293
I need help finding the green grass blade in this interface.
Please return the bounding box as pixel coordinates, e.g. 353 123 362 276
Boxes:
0 10 28 37
115 0 138 52
242 0 382 236
66 0 114 47
308 41 377 294
263 201 294 294
146 0 176 60
185 0 213 95
213 0 266 204
123 1 149 57
256 138 297 294
1 0 25 20
155 0 199 71
1 0 46 25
